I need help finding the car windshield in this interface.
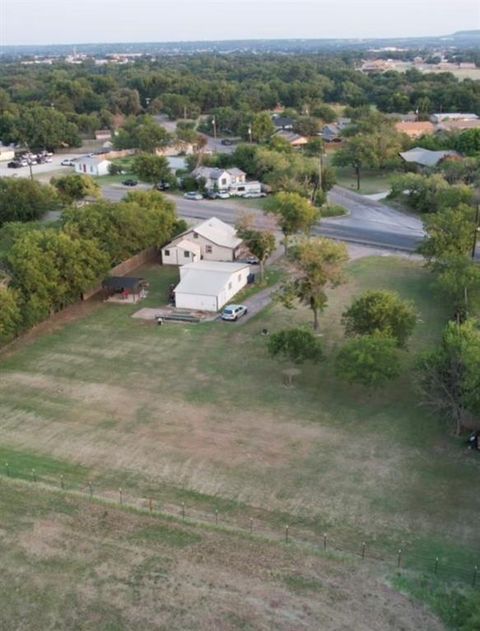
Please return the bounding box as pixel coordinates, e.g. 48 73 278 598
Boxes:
223 309 233 314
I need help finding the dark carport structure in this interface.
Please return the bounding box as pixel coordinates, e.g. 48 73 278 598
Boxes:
102 276 148 304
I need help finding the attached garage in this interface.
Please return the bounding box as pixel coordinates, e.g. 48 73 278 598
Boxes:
174 261 250 312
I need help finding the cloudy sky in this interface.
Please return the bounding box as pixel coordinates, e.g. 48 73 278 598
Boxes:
1 0 479 46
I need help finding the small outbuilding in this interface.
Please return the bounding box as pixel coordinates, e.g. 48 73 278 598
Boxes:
174 261 250 312
75 156 112 177
102 276 148 304
399 148 460 168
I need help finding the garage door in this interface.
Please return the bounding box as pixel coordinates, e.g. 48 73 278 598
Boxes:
175 293 218 312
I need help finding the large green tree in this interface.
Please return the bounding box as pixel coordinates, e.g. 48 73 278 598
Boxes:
0 287 22 344
416 320 480 435
51 173 100 204
251 112 275 143
342 290 417 348
132 154 173 187
335 334 402 388
265 192 319 253
279 237 348 330
0 178 60 226
419 204 477 262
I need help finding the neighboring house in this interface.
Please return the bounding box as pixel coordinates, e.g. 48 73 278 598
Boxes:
274 130 308 147
95 129 112 141
430 113 479 124
399 148 460 168
192 167 233 191
74 156 111 176
436 119 480 133
174 261 250 311
272 115 295 130
321 118 351 142
395 121 435 139
162 217 242 265
0 143 15 162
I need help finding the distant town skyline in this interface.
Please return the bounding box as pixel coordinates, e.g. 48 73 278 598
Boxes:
1 0 479 47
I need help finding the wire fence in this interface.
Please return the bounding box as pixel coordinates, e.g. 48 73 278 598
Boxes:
2 463 479 589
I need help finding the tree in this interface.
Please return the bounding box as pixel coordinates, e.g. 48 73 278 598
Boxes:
335 334 402 388
6 229 109 325
0 178 59 226
265 192 319 253
132 154 173 187
51 173 100 204
419 204 476 262
114 116 171 153
268 327 323 385
332 135 379 191
342 290 417 348
251 112 275 143
435 255 480 318
416 320 480 435
236 221 276 281
279 237 348 330
63 195 180 265
390 174 474 214
294 116 320 137
0 287 22 344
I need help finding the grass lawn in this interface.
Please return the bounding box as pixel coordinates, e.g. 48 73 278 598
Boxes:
0 479 442 630
334 167 402 195
0 256 479 591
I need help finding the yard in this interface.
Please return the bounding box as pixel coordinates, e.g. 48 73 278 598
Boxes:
0 256 479 625
333 167 403 195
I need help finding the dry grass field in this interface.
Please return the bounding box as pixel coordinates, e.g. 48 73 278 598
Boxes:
0 256 479 628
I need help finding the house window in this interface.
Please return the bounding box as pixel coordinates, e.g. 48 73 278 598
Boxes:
193 233 198 239
184 251 190 258
205 245 212 254
164 249 170 256
221 178 227 186
238 274 241 282
228 282 232 290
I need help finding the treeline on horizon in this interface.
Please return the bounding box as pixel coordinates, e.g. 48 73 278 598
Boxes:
0 53 480 150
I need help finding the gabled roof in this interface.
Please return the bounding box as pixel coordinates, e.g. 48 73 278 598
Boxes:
272 116 294 128
77 156 112 166
275 130 308 144
102 276 145 291
174 239 201 253
399 148 460 167
192 166 228 180
227 167 246 177
192 217 242 249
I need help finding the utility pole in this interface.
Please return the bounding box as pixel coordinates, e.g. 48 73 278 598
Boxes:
472 202 480 260
248 124 252 144
212 116 217 140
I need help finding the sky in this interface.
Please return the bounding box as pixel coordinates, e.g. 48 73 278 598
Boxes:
1 0 479 46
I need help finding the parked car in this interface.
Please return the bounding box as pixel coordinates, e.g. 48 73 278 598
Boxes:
122 179 138 187
242 192 266 199
61 159 75 167
216 191 231 199
153 182 170 191
221 304 248 321
205 191 218 199
183 192 203 200
246 256 260 265
221 138 233 146
7 161 21 168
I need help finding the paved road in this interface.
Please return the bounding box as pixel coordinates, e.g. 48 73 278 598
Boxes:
101 184 426 252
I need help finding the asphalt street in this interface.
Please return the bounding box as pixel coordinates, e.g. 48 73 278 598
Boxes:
101 184 426 252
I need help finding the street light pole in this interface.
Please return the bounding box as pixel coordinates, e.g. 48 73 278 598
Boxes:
248 124 252 144
212 116 217 140
472 202 480 260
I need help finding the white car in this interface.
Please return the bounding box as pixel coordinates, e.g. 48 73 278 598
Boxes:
216 191 231 199
242 192 266 199
183 192 203 200
61 159 75 167
221 304 248 321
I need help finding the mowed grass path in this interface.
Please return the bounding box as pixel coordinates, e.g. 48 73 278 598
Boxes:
0 258 479 571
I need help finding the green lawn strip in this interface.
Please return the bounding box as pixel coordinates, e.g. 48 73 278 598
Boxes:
333 167 402 195
233 266 284 302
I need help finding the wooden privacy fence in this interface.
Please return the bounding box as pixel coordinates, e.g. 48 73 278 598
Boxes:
82 246 158 300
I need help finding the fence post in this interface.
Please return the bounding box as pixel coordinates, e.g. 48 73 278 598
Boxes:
182 502 185 522
473 566 478 588
285 525 289 543
60 474 64 489
5 462 9 477
88 481 93 499
149 498 153 513
362 542 366 559
397 549 402 569
119 487 123 505
434 557 439 575
215 509 218 525
249 518 253 534
323 533 327 551
31 468 36 482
